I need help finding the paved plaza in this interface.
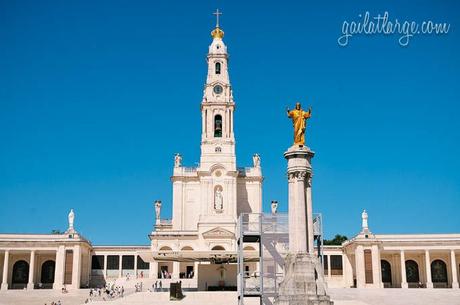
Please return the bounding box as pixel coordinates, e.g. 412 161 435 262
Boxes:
1 289 460 305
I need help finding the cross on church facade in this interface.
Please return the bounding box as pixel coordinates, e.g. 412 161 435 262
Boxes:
213 9 222 27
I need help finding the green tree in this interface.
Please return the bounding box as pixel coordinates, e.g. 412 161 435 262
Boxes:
323 234 348 245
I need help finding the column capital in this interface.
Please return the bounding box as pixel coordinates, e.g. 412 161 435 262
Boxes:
287 170 308 182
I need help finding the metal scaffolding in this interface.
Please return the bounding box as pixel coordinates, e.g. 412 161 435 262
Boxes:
237 213 324 305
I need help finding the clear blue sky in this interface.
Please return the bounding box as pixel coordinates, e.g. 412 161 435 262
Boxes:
0 0 459 245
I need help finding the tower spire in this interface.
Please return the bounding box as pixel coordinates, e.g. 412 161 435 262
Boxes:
211 9 224 39
213 9 222 28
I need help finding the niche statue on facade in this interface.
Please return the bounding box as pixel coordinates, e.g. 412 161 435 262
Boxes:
214 186 223 212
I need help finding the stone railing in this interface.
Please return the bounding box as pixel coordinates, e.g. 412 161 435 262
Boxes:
183 167 197 173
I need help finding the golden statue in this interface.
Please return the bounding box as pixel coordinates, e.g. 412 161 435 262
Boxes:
287 102 312 146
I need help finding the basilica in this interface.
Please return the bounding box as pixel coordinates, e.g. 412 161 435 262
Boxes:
0 19 459 294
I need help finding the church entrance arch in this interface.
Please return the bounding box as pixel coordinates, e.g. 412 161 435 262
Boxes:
380 260 392 287
431 259 448 287
12 260 29 289
405 260 420 284
40 260 55 287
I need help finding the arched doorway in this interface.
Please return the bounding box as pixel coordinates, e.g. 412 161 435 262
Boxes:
431 259 448 287
405 260 420 284
40 260 55 287
381 260 392 287
12 260 29 289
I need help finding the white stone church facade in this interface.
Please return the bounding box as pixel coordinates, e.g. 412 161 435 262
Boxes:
0 23 459 292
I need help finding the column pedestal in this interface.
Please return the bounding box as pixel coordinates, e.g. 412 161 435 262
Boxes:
275 146 332 305
276 253 333 305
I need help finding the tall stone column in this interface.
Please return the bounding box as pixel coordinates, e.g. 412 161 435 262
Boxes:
343 253 354 288
425 250 433 288
27 250 35 290
400 250 408 288
194 262 199 278
276 146 332 305
103 255 108 279
53 246 65 290
355 245 365 288
134 255 138 278
71 245 81 289
149 261 158 279
284 147 313 253
1 250 9 290
118 255 123 278
371 245 382 288
173 261 180 279
306 176 314 254
450 250 459 289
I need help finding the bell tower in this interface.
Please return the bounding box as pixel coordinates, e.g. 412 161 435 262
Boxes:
199 10 236 172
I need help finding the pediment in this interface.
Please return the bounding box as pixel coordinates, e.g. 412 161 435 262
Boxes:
202 227 235 239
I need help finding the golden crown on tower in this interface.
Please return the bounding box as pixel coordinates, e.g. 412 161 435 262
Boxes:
211 26 224 39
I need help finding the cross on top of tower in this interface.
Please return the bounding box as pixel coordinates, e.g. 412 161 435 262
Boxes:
213 9 222 27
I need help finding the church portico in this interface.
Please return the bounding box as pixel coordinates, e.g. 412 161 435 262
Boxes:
338 211 460 290
0 241 90 290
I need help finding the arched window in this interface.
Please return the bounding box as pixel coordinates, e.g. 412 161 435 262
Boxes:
181 246 193 251
41 260 55 284
431 259 448 283
381 260 392 284
159 246 172 251
12 260 29 285
214 115 222 137
405 260 419 283
215 62 221 74
212 245 225 251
